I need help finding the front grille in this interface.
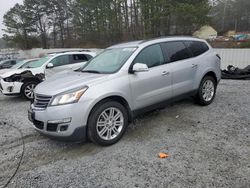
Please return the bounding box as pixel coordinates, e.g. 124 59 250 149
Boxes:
34 120 44 130
34 94 52 109
47 123 58 132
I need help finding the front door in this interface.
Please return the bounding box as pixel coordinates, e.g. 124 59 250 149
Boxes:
129 44 172 110
45 55 70 78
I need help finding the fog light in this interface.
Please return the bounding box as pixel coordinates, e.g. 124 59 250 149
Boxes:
60 125 68 132
48 118 72 124
7 86 13 92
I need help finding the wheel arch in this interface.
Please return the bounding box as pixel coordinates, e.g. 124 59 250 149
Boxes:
21 78 41 84
20 78 41 93
87 95 133 125
20 79 41 100
202 71 218 85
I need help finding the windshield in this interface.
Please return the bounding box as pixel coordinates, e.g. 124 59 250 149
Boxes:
79 47 136 74
21 56 50 69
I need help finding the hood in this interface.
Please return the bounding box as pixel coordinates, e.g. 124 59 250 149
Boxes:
35 71 109 96
0 68 42 78
1 69 24 78
0 69 12 76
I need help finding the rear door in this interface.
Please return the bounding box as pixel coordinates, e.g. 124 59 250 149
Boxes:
161 41 198 96
129 44 172 110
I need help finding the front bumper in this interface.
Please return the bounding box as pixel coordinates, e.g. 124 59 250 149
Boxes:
0 79 23 95
29 101 92 142
36 125 86 142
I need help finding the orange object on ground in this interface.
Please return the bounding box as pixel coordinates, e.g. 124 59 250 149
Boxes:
158 153 170 158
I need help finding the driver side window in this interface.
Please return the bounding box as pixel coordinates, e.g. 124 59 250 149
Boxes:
134 44 165 68
50 55 69 67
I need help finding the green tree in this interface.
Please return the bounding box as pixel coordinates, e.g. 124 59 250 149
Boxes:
174 0 210 34
211 0 250 33
3 3 37 49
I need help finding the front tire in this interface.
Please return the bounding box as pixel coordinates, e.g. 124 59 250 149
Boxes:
21 81 38 100
87 101 128 146
195 76 217 106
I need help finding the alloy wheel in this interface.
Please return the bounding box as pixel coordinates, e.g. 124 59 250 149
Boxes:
96 107 124 141
24 84 36 99
202 80 215 102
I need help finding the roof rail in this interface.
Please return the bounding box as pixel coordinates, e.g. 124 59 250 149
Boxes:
140 35 199 44
47 49 92 55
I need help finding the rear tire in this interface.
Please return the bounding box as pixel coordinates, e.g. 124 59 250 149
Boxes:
195 76 217 106
21 81 38 100
87 101 128 146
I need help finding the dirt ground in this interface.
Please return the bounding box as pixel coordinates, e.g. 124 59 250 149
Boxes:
0 80 249 188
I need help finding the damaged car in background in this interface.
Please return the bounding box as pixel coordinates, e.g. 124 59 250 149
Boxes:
0 51 97 100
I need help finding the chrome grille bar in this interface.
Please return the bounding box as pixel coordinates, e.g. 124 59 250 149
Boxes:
34 94 52 109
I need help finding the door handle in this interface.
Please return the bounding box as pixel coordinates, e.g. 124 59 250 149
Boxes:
162 71 170 76
192 64 198 68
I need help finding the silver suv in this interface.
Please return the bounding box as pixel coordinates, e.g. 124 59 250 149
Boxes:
29 37 221 146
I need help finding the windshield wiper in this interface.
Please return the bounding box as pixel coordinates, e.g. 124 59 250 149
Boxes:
81 70 101 74
74 68 81 72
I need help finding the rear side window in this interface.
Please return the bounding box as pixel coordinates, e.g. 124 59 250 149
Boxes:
86 54 93 60
184 41 209 57
71 54 89 64
161 42 192 63
134 44 165 68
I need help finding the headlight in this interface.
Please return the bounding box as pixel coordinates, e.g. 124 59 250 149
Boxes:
50 87 88 106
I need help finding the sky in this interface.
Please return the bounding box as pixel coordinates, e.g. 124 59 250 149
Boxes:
0 0 23 37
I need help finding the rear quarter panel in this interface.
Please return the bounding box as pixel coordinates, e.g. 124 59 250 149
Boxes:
194 50 221 89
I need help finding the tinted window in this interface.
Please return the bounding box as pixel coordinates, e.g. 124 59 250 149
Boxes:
50 55 69 67
11 60 16 65
184 41 209 57
134 44 165 68
161 42 192 63
86 54 93 60
3 61 13 67
71 54 89 64
3 61 11 66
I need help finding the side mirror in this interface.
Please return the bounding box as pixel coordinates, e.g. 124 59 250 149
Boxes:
132 63 149 73
46 63 54 69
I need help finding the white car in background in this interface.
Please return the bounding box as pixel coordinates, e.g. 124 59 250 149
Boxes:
0 51 96 100
0 59 18 69
0 58 39 75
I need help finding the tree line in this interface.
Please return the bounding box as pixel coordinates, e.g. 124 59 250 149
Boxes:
2 0 250 49
211 0 250 34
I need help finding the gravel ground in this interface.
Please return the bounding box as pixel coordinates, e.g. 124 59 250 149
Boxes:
0 80 249 188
